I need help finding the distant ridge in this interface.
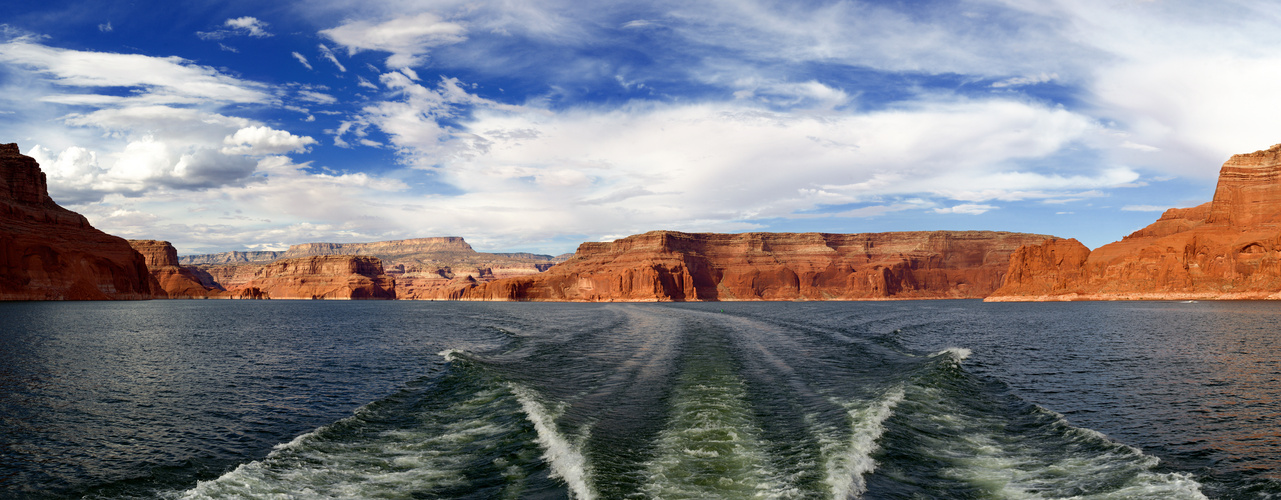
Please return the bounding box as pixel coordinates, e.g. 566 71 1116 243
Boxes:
179 250 284 265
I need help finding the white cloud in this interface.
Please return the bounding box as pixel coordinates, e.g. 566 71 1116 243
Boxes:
291 51 313 70
317 43 347 72
0 39 271 105
934 204 999 215
98 22 112 33
297 90 337 105
320 13 466 68
196 16 272 40
224 17 271 37
357 75 378 89
221 126 318 155
992 72 1057 88
327 76 1121 242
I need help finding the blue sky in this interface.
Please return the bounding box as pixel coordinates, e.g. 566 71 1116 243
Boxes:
3 0 1281 255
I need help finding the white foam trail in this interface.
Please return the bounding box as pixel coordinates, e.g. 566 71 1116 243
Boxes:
437 348 464 361
174 384 526 499
822 386 905 499
914 396 1209 500
508 383 596 500
931 347 971 362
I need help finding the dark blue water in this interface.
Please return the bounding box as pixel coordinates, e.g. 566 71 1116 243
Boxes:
1 300 1278 499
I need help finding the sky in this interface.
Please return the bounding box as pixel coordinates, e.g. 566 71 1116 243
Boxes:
3 0 1281 256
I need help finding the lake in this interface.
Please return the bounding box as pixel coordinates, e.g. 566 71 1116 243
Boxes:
1 300 1279 499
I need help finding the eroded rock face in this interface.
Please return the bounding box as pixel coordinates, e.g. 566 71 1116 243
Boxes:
234 255 396 299
182 237 558 299
128 240 222 298
0 143 157 300
990 143 1281 301
423 230 1051 301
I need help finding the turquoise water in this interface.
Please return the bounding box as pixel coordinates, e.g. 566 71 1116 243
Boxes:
1 300 1278 498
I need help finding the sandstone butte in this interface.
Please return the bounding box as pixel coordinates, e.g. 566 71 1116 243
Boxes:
0 143 158 300
131 239 396 300
420 230 1053 302
128 240 221 298
180 237 558 299
988 143 1281 301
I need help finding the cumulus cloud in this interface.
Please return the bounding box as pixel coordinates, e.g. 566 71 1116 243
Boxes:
320 13 466 68
0 37 316 203
221 126 318 155
321 73 1130 243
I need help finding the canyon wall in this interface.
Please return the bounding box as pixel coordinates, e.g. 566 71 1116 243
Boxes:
989 143 1281 301
182 236 558 298
0 143 157 300
178 250 284 265
234 255 396 299
424 230 1052 301
128 240 222 298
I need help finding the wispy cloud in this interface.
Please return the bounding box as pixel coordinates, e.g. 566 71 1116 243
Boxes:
291 51 312 70
320 13 466 68
196 16 272 40
317 43 346 72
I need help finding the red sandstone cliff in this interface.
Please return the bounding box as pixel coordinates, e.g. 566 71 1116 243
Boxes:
182 237 557 299
128 240 223 298
232 255 396 299
420 230 1051 301
0 143 157 300
989 143 1281 301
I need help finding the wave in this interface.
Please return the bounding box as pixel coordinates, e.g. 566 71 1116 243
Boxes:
818 386 905 499
508 383 596 500
868 347 1209 499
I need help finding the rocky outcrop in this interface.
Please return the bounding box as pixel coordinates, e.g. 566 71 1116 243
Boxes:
183 237 558 298
422 230 1052 301
128 240 222 298
281 237 476 258
234 255 395 299
0 143 157 300
989 143 1281 301
178 250 283 265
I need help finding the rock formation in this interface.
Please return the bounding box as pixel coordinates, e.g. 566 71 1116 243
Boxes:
128 240 222 298
423 230 1051 301
0 143 157 300
989 143 1281 301
182 237 559 298
177 250 284 265
234 255 396 299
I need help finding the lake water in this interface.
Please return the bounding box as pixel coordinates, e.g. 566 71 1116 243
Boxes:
1 300 1279 499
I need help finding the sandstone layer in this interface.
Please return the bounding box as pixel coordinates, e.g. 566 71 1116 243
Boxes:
0 143 157 300
128 240 222 298
423 230 1052 301
183 237 559 298
234 255 396 299
177 250 283 265
989 144 1281 301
